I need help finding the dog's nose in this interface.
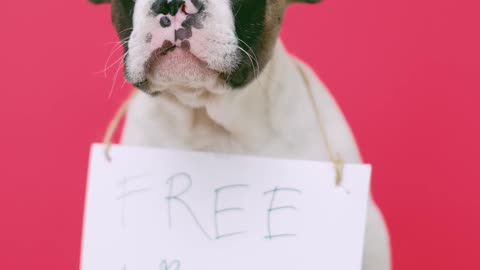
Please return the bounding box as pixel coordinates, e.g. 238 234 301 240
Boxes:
149 0 205 44
150 0 203 17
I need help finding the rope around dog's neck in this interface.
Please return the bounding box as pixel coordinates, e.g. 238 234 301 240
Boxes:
103 90 138 161
103 70 344 185
297 63 345 186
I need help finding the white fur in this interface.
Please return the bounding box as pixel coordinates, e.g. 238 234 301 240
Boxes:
121 41 391 270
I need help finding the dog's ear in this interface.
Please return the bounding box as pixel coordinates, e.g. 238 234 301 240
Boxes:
89 0 111 4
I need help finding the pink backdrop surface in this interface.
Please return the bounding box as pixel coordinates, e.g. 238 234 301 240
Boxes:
1 1 479 269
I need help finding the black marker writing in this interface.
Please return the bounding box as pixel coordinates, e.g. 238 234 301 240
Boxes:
264 187 302 240
214 184 249 239
166 173 212 240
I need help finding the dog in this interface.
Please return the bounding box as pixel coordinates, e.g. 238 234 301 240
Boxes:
90 0 391 269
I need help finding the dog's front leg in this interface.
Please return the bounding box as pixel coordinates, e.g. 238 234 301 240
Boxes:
363 199 392 270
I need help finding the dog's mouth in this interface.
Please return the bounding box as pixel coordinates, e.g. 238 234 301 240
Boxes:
144 41 178 72
133 41 221 95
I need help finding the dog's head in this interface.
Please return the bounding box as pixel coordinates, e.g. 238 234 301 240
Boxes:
90 0 322 95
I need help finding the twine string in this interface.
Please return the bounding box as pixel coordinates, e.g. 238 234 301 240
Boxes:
297 63 345 186
103 91 138 161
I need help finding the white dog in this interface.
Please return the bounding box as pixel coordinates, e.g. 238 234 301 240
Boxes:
90 0 391 269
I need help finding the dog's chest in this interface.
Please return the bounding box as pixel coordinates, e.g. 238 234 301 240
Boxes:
121 91 329 161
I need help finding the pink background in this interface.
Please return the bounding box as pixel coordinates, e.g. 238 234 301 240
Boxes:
1 0 479 269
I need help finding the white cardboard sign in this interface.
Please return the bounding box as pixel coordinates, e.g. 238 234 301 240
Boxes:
81 144 371 270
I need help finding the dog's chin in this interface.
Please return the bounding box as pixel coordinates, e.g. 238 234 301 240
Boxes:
145 48 222 94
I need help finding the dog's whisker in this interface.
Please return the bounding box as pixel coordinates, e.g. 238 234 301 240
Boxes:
200 35 261 80
103 39 129 46
118 28 134 35
235 45 259 82
93 42 128 76
237 38 260 75
108 52 129 99
102 39 130 77
97 43 142 77
108 62 124 99
103 52 128 76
